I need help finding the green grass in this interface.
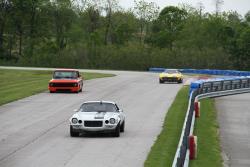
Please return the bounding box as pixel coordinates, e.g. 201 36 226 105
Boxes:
144 87 189 167
0 69 114 106
190 99 223 167
144 87 223 167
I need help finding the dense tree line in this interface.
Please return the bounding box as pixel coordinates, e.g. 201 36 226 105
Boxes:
0 0 250 70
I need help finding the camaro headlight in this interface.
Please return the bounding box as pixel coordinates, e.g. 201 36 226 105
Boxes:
49 83 54 86
72 118 78 124
74 83 78 87
110 118 116 124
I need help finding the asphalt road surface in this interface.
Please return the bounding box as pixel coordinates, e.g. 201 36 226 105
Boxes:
216 94 250 167
0 68 182 167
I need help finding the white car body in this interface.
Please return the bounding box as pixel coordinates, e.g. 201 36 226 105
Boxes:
69 101 125 137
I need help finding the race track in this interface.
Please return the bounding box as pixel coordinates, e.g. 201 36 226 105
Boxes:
216 94 250 167
0 69 182 167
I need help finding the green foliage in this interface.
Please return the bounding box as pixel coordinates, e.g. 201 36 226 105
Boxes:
148 6 187 49
0 1 250 70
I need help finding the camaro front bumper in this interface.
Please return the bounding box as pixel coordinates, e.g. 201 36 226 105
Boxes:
70 124 118 133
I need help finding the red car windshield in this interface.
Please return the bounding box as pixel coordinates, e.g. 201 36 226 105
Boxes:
53 71 78 79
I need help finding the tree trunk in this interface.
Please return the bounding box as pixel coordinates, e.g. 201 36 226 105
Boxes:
18 27 23 57
104 10 112 45
140 20 144 44
0 0 7 59
0 23 4 58
29 0 36 58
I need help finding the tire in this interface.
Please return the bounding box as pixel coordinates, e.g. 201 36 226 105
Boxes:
159 79 164 84
113 123 120 137
120 121 125 132
70 126 79 137
50 91 55 93
178 79 183 84
79 84 83 92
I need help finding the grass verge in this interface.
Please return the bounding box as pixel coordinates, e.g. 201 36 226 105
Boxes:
0 69 114 106
144 87 189 167
189 99 223 167
144 87 223 167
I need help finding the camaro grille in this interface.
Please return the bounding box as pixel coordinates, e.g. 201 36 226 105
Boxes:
51 83 76 87
84 121 103 127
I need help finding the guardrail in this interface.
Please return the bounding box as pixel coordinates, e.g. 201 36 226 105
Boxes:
148 68 250 76
172 76 250 167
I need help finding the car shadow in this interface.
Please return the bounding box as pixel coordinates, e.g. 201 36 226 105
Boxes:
160 82 182 84
79 132 116 138
48 90 81 94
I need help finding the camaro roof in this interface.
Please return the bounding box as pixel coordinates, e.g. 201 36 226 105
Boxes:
82 101 116 105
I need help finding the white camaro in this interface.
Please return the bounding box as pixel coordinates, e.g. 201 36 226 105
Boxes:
69 101 125 137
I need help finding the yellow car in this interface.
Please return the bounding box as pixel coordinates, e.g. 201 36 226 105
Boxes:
159 69 183 84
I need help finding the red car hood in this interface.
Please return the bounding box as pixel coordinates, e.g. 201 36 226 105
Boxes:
49 79 78 83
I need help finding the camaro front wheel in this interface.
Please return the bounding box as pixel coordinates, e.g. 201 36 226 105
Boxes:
120 121 125 132
112 124 120 137
70 126 79 137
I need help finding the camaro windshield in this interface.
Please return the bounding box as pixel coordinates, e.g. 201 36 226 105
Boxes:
164 69 179 74
80 103 117 112
53 71 77 79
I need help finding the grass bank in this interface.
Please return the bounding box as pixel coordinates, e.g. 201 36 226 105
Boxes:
144 87 189 167
0 69 114 106
144 87 222 167
190 99 223 167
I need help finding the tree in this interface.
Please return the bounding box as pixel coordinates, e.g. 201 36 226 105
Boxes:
134 0 159 43
214 0 224 16
103 0 119 45
51 0 75 52
230 27 250 70
0 0 11 59
112 11 138 44
148 6 187 49
245 11 250 23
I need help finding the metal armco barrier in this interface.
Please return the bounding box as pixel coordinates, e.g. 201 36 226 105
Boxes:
148 68 250 76
172 76 250 167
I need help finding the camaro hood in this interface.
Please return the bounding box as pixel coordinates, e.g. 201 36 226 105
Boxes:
73 112 119 120
49 79 78 83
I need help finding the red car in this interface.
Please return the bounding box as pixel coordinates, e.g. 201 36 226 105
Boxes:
48 69 83 93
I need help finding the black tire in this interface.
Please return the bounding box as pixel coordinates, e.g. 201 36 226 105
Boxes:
50 91 55 93
159 79 164 84
70 126 79 137
113 124 120 137
79 84 83 92
120 121 125 132
178 79 183 84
